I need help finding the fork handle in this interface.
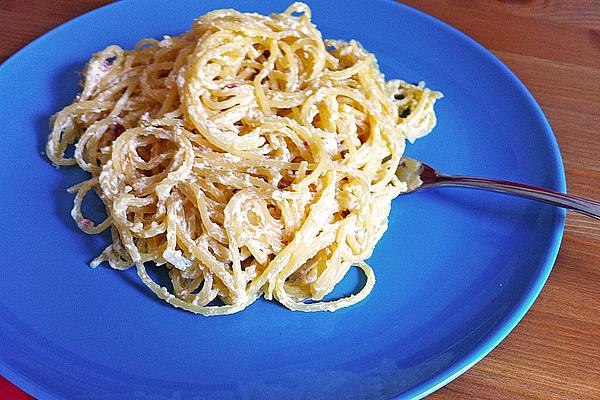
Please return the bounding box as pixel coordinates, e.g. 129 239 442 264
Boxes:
430 175 600 220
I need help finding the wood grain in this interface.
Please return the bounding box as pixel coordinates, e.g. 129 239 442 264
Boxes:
1 1 599 399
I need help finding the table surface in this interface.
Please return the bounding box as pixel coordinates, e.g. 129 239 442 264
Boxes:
1 1 599 399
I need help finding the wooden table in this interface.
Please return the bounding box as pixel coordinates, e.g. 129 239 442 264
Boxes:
1 1 599 399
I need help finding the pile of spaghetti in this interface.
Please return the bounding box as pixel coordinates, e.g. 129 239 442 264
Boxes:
47 3 441 315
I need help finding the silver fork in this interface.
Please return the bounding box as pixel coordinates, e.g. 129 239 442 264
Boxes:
396 157 600 220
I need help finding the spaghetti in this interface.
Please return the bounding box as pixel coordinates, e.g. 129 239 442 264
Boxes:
47 3 442 315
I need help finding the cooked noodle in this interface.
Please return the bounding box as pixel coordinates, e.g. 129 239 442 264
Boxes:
47 3 442 315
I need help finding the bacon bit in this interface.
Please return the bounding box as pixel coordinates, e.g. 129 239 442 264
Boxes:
225 83 239 89
109 123 126 141
80 219 95 229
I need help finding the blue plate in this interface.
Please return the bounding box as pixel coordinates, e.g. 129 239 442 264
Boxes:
0 1 565 399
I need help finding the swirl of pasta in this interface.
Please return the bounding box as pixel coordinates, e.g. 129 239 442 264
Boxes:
47 2 441 315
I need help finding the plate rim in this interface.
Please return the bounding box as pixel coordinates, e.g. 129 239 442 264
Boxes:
0 1 567 399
